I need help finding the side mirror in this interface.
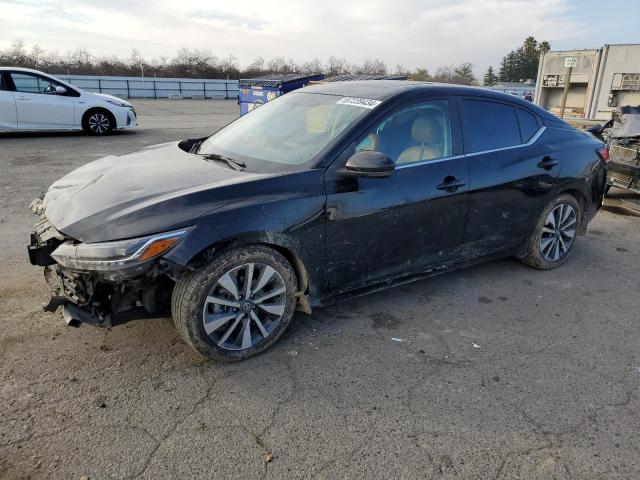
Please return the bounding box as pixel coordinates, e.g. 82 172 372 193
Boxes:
345 151 395 178
55 86 67 95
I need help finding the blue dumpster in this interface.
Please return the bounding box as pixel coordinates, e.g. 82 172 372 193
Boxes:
238 74 324 116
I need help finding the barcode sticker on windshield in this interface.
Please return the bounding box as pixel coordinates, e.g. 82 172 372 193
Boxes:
336 97 382 109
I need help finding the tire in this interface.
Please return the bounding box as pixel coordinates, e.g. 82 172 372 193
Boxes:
82 109 114 135
519 194 581 270
171 245 298 362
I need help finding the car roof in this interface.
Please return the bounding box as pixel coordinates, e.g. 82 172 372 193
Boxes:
300 80 559 122
0 66 48 74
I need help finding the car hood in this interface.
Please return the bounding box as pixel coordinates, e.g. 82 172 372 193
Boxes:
43 141 271 243
92 92 133 107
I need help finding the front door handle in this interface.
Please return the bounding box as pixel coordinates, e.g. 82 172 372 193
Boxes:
437 176 466 193
537 156 559 170
15 96 30 101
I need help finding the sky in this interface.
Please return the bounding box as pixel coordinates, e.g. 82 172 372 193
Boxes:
1 0 639 75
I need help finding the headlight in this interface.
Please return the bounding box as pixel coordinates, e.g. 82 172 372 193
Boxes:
50 228 192 272
107 99 132 109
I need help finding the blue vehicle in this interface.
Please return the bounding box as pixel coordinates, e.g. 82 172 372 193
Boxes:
238 74 324 115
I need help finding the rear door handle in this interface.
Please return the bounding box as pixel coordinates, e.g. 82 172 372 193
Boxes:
537 156 558 170
437 176 466 193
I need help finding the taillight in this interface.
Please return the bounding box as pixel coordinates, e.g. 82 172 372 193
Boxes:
596 146 610 163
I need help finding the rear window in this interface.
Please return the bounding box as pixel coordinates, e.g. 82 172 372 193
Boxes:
517 108 540 142
460 99 520 154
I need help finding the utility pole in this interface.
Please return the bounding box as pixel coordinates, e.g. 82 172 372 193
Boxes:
559 57 576 118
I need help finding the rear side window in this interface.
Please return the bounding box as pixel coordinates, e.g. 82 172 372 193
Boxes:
517 108 540 142
0 73 5 91
459 99 520 154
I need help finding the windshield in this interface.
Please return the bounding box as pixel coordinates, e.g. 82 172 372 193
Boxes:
198 92 374 172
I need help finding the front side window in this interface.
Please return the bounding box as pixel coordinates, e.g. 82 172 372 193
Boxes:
10 72 61 95
198 92 373 172
354 99 453 165
459 99 520 154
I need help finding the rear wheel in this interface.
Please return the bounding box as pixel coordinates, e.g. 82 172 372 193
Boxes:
83 109 114 135
171 245 298 362
519 194 581 270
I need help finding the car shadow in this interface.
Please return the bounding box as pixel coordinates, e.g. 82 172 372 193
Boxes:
0 130 138 139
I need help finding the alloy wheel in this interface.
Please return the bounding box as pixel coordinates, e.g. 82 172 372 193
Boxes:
539 203 577 262
202 262 287 351
88 113 110 134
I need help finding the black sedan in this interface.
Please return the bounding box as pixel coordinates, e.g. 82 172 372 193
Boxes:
28 81 609 361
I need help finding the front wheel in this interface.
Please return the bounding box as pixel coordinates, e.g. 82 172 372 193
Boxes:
171 245 298 362
83 110 114 135
519 194 581 270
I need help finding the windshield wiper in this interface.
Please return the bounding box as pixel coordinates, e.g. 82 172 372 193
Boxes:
198 153 246 171
189 140 204 153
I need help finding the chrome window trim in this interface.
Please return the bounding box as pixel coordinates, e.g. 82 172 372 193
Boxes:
395 154 465 169
395 126 546 170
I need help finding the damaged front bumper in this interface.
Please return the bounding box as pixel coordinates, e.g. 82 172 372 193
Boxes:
39 262 174 328
28 198 186 328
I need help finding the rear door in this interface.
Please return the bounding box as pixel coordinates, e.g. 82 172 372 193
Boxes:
9 71 76 129
0 72 17 130
456 97 561 256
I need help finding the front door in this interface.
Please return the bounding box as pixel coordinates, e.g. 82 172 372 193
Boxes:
0 73 17 130
325 98 469 293
9 71 76 129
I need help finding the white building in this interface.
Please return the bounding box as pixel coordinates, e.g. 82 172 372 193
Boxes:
535 44 640 121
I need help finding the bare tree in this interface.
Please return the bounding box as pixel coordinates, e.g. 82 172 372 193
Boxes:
0 38 482 84
394 64 409 76
410 68 431 81
327 56 349 76
171 48 217 77
432 63 476 85
243 56 265 77
30 44 45 68
265 56 299 75
300 57 323 75
356 58 387 75
219 54 240 78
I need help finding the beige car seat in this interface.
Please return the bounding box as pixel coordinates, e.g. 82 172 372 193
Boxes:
396 115 444 164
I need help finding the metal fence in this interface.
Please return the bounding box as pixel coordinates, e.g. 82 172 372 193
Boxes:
54 74 240 100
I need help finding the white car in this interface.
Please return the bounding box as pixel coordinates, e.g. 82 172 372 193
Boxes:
0 67 137 135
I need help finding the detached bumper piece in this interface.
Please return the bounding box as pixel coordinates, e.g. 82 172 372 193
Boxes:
28 239 57 266
28 213 66 266
62 303 104 328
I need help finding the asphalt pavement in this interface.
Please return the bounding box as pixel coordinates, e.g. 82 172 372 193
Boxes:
1 100 639 479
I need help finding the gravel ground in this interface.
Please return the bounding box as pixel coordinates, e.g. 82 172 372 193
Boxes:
1 100 639 480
